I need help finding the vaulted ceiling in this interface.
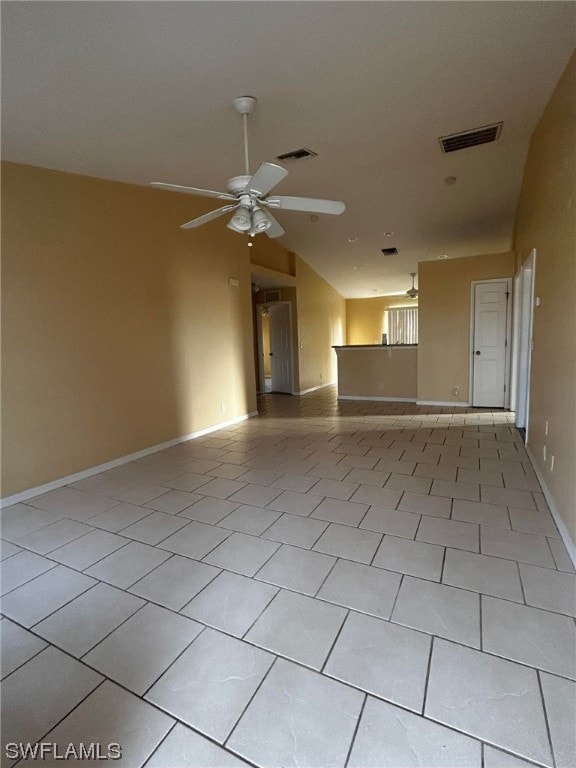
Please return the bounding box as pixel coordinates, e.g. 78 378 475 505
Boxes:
2 2 574 297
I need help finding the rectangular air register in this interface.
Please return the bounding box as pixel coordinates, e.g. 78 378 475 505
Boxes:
439 122 503 153
381 247 399 256
276 148 317 161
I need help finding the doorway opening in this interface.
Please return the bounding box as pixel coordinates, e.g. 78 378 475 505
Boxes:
470 278 512 408
256 302 294 394
511 249 536 440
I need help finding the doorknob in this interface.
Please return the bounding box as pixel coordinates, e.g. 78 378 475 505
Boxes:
475 351 481 355
269 352 273 356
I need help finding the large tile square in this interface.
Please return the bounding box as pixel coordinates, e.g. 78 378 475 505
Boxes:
21 681 174 768
417 516 479 552
270 473 319 493
227 658 363 768
178 497 240 524
245 589 346 669
261 513 328 548
130 555 220 610
373 535 444 581
313 523 382 564
218 504 280 535
48 529 128 570
317 559 401 619
85 540 171 588
451 499 510 528
442 548 523 601
146 628 274 743
158 521 231 560
1 564 95 627
120 510 189 545
145 489 203 514
481 485 536 510
308 478 359 500
349 485 403 509
392 576 480 647
482 595 576 679
12 518 93 554
0 503 62 541
0 550 56 596
508 507 559 537
398 491 451 518
203 532 279 576
266 489 322 516
348 696 481 768
360 505 420 538
325 611 431 711
146 723 249 767
310 497 368 526
88 502 154 532
0 646 102 760
228 483 281 507
33 582 145 656
481 527 555 567
519 563 576 616
540 673 576 768
425 639 552 766
25 486 118 520
182 570 277 636
255 544 336 596
84 603 202 694
0 619 47 679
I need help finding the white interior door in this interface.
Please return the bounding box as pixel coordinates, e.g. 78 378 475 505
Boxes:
471 280 511 407
269 303 293 394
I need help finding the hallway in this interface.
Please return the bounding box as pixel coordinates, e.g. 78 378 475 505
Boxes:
1 387 575 767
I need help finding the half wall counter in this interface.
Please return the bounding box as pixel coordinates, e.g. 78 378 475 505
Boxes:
333 345 417 401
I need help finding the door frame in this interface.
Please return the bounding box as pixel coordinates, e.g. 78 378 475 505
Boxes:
256 301 295 395
512 249 536 438
469 277 513 408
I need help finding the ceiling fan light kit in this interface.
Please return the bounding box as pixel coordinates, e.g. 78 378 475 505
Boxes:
150 96 345 238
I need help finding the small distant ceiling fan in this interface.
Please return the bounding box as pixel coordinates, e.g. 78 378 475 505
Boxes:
150 96 345 238
406 272 419 300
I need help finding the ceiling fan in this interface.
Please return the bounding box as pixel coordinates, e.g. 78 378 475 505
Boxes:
150 96 345 238
406 272 419 300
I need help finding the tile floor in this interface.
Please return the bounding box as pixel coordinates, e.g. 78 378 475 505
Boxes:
1 387 575 768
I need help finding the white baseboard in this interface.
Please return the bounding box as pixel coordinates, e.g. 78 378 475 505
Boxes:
338 395 416 402
1 411 258 508
416 400 471 407
526 446 576 569
297 382 336 395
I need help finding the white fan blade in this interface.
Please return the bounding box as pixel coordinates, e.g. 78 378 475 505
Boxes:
246 163 288 196
180 204 237 230
151 182 235 201
263 210 286 239
266 196 345 215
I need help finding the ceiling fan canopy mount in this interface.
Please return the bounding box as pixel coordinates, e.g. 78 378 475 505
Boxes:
150 96 345 238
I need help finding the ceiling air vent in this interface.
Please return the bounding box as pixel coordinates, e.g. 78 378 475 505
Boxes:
439 122 503 153
276 147 317 161
381 247 399 256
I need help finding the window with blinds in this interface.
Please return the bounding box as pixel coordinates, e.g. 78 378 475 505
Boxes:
386 307 419 345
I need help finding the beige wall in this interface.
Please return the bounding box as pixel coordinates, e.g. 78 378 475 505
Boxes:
1 162 292 497
418 252 516 403
336 347 417 399
346 296 418 345
513 53 576 541
295 256 346 392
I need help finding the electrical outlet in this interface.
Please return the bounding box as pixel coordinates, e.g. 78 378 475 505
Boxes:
377 383 384 391
550 454 555 472
453 386 460 396
221 402 226 413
